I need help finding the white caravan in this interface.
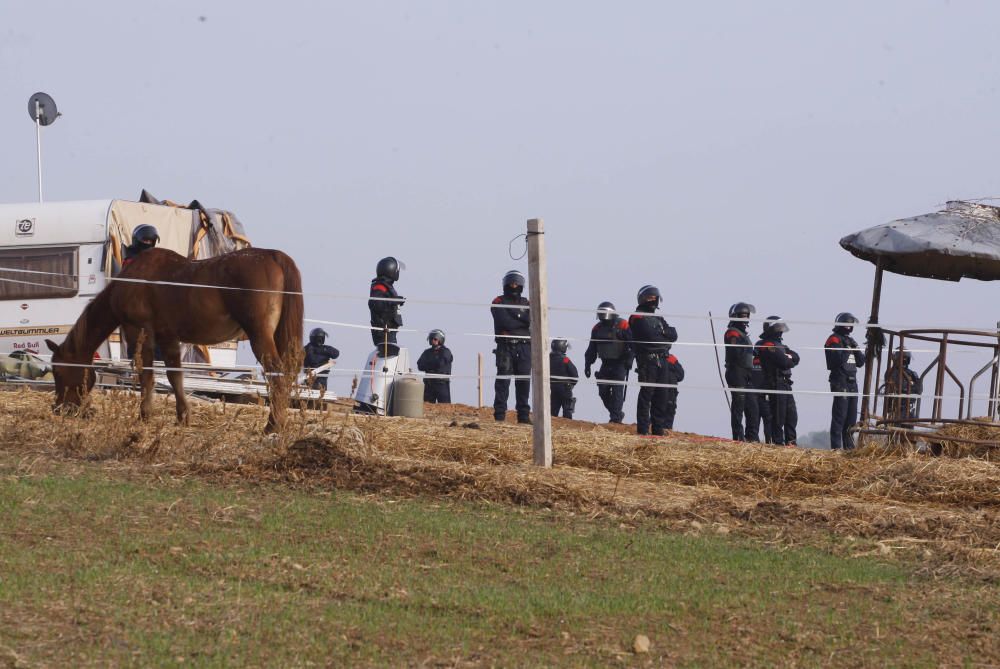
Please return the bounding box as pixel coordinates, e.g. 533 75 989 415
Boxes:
0 198 249 364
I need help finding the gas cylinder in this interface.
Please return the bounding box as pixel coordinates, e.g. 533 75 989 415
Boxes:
391 376 425 418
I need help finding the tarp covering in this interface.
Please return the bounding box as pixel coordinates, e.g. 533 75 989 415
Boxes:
840 201 1000 281
138 190 251 259
108 200 193 270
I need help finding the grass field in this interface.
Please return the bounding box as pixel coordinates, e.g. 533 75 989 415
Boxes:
1 389 999 666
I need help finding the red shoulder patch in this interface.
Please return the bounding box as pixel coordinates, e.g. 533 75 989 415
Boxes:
667 355 678 364
725 329 741 339
759 341 775 348
563 357 570 364
371 283 388 293
826 335 840 345
492 296 502 304
618 320 629 330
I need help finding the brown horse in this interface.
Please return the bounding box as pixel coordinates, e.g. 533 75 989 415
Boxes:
46 247 303 432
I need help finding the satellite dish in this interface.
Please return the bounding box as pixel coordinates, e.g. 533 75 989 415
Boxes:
27 92 59 126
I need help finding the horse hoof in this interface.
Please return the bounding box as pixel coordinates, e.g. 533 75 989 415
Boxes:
52 404 95 419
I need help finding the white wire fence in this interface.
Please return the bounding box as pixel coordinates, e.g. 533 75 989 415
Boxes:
0 265 995 408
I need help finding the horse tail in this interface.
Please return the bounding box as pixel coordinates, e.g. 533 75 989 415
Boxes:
273 251 304 360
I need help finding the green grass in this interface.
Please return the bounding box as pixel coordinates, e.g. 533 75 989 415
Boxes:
0 461 996 667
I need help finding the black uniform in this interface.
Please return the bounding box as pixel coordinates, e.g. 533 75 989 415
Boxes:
723 322 759 441
825 328 867 449
303 342 340 390
884 356 922 421
550 352 579 418
583 317 634 423
492 294 532 422
664 353 684 430
749 334 773 444
122 243 150 266
369 277 403 357
416 345 453 403
757 334 800 446
628 306 678 436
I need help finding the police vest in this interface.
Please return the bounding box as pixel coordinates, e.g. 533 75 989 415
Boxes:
593 319 627 361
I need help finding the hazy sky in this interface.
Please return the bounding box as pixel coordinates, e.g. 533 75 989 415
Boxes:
3 0 1000 439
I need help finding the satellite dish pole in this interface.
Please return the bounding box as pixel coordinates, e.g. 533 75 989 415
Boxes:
27 92 60 203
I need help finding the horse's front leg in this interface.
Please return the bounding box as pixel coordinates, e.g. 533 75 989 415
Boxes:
139 330 156 421
160 339 189 426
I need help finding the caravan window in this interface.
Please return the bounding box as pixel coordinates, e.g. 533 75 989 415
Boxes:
0 246 78 300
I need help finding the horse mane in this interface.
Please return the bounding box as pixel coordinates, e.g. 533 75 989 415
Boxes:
61 287 118 359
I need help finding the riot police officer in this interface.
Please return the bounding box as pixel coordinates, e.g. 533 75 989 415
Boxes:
756 317 800 446
664 352 684 430
302 327 340 390
583 301 633 423
884 348 922 420
628 285 678 436
550 339 579 418
416 329 453 403
750 327 773 443
122 224 159 267
369 257 403 357
825 312 867 450
492 270 531 423
723 302 759 441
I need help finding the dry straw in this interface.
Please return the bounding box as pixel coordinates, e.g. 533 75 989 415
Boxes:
3 389 1000 574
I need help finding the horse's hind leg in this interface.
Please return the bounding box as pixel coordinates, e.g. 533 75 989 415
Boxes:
247 334 286 433
161 339 189 425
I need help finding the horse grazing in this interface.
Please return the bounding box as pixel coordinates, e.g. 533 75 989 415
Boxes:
46 247 303 432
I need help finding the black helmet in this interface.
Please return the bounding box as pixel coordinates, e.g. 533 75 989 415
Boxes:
376 257 401 282
763 315 789 335
835 312 859 333
636 285 662 308
551 338 569 354
309 327 328 345
132 224 159 248
427 328 446 346
596 301 617 321
894 348 911 365
728 302 756 319
503 270 525 296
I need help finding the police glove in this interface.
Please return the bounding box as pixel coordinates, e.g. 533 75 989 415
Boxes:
584 364 591 378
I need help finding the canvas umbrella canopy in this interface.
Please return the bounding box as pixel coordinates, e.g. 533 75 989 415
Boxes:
840 200 1000 425
840 200 1000 281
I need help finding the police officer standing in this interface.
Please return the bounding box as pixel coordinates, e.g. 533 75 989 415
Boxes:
756 316 800 446
122 224 159 267
369 257 403 357
884 348 922 420
491 270 532 424
750 326 773 443
549 339 579 419
628 285 678 436
825 312 867 450
302 328 340 390
416 329 453 403
723 302 759 441
664 352 685 430
583 302 633 423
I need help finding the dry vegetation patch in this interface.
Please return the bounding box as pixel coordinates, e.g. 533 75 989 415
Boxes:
3 389 1000 577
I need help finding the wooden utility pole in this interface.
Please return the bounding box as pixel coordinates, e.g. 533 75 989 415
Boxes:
527 218 552 467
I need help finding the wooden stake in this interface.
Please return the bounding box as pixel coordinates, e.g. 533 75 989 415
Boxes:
527 218 552 467
477 352 484 408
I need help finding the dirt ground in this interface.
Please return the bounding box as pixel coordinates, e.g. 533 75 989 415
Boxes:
3 388 1000 582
